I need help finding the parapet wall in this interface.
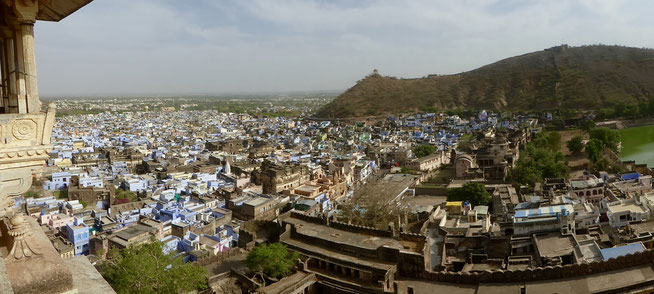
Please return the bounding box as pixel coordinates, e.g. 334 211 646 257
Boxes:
288 211 426 243
418 249 654 284
328 220 393 238
289 211 326 225
400 232 427 243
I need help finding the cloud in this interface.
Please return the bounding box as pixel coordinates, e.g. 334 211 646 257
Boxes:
31 0 654 96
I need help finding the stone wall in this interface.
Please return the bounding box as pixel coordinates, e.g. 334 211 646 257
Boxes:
397 251 425 277
416 249 654 284
289 211 326 225
328 220 392 238
400 232 426 243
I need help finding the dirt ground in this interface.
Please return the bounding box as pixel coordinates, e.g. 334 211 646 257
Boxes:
559 129 590 179
559 129 587 156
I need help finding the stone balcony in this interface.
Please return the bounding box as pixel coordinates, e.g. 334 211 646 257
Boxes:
0 104 55 201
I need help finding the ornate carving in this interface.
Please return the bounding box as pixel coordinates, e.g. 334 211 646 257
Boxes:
0 164 41 262
6 0 39 23
11 119 37 140
0 106 56 261
6 212 41 261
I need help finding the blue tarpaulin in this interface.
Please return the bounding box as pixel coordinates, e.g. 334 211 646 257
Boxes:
600 243 645 261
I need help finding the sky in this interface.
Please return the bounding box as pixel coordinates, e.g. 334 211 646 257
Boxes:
34 0 654 96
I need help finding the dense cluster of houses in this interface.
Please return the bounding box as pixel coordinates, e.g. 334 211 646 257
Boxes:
22 107 654 293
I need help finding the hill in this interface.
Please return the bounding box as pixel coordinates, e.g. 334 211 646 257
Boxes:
315 45 654 118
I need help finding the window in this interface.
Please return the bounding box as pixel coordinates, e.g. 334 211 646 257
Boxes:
407 287 414 294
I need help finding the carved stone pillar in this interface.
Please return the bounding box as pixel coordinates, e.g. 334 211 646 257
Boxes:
12 1 39 114
10 24 27 114
19 23 38 113
8 0 40 114
0 28 18 114
0 37 5 111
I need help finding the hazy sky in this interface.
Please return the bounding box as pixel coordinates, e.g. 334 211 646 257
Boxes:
34 0 654 96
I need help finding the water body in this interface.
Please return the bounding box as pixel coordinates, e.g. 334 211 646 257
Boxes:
620 124 654 166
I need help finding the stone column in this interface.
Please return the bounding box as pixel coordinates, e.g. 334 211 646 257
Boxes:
19 22 39 113
10 0 40 114
0 37 5 112
11 25 27 114
1 29 18 114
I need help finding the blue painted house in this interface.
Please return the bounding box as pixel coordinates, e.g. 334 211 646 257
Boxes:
64 218 90 256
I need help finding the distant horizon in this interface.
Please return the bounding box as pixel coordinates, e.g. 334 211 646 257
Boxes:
40 89 343 99
34 0 654 96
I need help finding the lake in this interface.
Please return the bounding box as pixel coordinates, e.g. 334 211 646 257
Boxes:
620 124 654 166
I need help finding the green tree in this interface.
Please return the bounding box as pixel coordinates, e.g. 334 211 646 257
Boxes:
413 144 435 157
245 243 299 279
446 182 491 206
102 241 207 294
589 128 620 152
597 108 615 120
614 102 626 117
545 131 562 152
585 139 604 163
456 134 474 152
508 145 570 186
581 120 596 134
566 136 584 154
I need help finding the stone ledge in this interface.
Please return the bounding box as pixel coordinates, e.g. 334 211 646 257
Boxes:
1 217 74 294
64 256 115 294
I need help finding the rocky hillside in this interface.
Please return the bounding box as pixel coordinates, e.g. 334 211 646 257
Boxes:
315 45 654 118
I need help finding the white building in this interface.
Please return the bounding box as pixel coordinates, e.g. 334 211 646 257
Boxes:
606 199 649 228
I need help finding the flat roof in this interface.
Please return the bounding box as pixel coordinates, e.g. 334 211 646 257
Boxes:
246 197 272 207
295 185 320 193
514 204 573 220
608 201 648 214
570 178 603 189
534 233 576 258
600 243 645 261
285 217 405 252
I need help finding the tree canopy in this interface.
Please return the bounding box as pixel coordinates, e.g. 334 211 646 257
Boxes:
446 182 490 206
508 144 570 186
413 144 435 157
244 243 298 279
589 128 621 152
456 134 474 152
545 131 562 152
566 135 584 154
585 139 604 163
581 120 596 134
102 241 207 294
533 131 562 152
